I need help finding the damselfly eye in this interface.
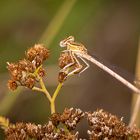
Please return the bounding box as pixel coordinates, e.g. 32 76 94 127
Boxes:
59 41 66 47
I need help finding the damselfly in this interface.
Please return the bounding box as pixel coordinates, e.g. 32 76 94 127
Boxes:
59 36 140 94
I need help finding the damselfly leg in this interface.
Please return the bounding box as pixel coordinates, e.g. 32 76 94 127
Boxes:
77 55 90 75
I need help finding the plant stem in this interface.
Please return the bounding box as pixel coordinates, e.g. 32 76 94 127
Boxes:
33 80 63 114
32 87 44 92
39 77 52 103
50 101 55 114
52 83 63 102
130 37 140 127
51 83 63 114
129 95 140 126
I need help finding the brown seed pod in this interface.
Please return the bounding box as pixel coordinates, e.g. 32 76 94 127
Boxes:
58 52 73 69
86 109 127 139
24 76 36 89
58 72 68 83
38 67 46 77
60 108 84 131
49 113 61 126
26 44 49 67
7 80 18 91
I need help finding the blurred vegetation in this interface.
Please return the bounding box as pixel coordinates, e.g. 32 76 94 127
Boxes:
0 0 140 139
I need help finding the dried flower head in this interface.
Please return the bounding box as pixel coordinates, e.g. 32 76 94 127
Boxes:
126 126 140 139
24 75 36 89
5 123 28 140
7 80 18 91
58 52 82 83
58 71 68 83
18 59 35 72
58 52 73 69
86 109 127 139
38 67 46 77
5 121 79 140
7 60 36 90
26 44 49 67
7 44 49 90
60 108 85 131
3 108 140 140
50 113 61 126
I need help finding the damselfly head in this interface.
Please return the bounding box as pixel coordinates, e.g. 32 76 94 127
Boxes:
59 36 75 47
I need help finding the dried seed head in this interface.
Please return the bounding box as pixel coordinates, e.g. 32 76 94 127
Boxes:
7 59 37 90
38 67 46 77
86 109 127 139
60 108 85 131
5 121 79 140
24 76 36 89
58 72 68 83
60 108 72 122
5 123 28 140
7 59 35 81
18 59 35 72
7 62 22 81
4 108 140 139
25 123 39 138
7 44 49 90
7 80 18 90
58 52 83 83
126 126 140 139
26 44 49 67
50 113 61 126
58 52 73 69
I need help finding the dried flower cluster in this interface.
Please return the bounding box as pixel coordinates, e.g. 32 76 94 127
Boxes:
26 44 49 67
126 126 140 139
61 108 84 130
50 108 84 130
7 44 49 90
5 121 79 140
1 108 140 140
58 52 72 83
86 109 126 139
86 109 140 140
58 52 79 83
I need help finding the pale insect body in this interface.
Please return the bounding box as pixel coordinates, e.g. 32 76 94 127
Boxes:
59 36 89 76
60 36 140 95
60 36 87 54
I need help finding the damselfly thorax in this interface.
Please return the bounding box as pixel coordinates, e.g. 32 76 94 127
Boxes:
66 41 88 54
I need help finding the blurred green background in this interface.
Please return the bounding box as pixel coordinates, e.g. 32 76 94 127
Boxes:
0 0 140 139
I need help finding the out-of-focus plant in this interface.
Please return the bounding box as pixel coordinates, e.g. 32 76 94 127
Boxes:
130 37 140 127
0 36 140 139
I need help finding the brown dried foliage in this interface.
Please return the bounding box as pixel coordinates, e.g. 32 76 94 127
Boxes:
2 108 140 140
7 44 49 90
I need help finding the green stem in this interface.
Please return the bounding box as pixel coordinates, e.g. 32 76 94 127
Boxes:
32 87 44 92
39 77 52 103
130 37 140 127
52 83 63 102
51 83 63 114
33 78 63 114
